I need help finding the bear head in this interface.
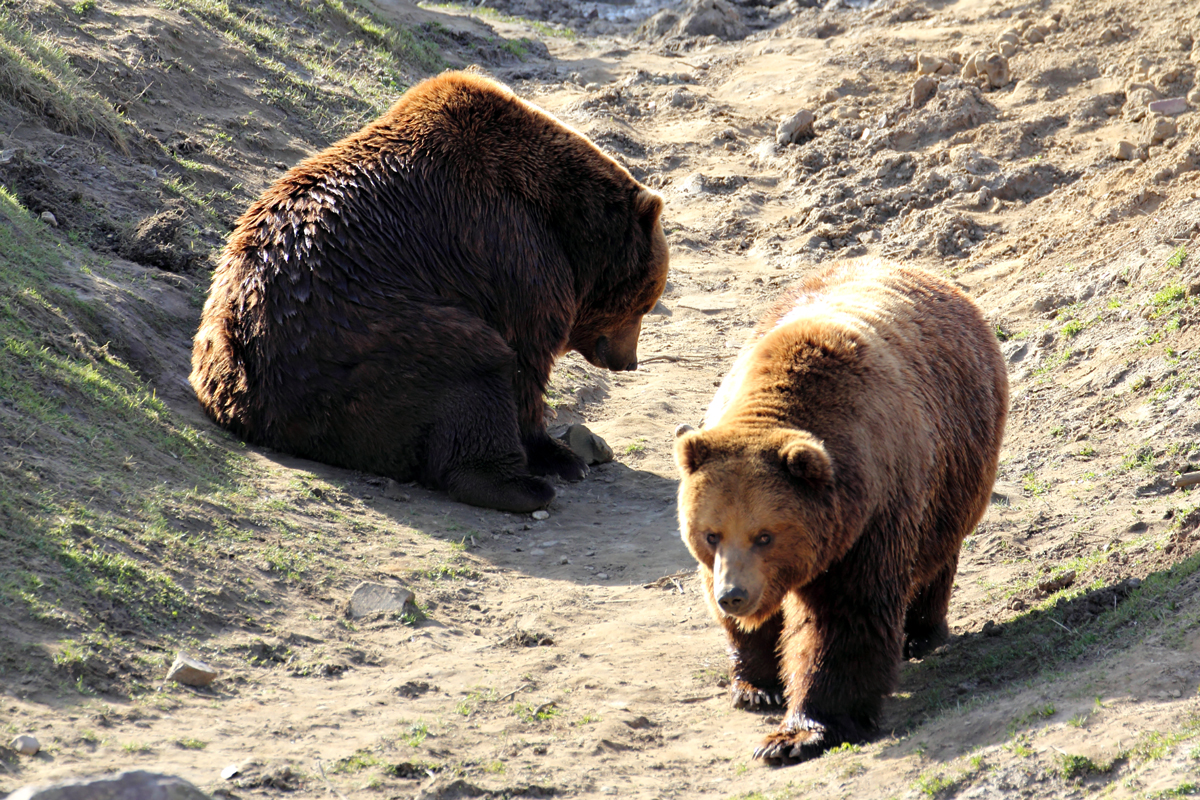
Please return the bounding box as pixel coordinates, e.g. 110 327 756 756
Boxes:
674 423 847 631
568 188 669 372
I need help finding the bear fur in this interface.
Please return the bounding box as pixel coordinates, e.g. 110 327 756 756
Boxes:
674 260 1008 764
190 71 669 512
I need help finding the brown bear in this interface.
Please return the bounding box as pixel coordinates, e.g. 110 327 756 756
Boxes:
190 71 669 512
674 260 1008 764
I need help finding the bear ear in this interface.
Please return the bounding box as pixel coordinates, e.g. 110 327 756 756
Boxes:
674 423 695 438
674 428 710 475
780 432 833 488
634 188 664 230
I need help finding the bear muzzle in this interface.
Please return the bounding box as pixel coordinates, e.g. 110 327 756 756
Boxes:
594 335 639 372
713 550 763 619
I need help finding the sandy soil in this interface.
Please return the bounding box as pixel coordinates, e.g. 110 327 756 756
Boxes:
4 0 1200 798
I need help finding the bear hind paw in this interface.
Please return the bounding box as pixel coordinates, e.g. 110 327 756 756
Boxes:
447 470 555 513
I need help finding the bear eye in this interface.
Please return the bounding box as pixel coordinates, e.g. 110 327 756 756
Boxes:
705 532 720 547
754 532 773 547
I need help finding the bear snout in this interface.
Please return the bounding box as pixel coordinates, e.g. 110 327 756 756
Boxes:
717 586 750 614
594 335 639 372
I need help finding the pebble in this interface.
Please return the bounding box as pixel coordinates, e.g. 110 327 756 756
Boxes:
1145 116 1177 145
166 653 219 687
596 573 609 580
7 770 211 800
11 734 39 756
532 509 550 520
1113 140 1138 160
346 582 416 619
911 74 937 106
558 424 613 465
775 108 815 145
39 211 57 227
1148 97 1188 116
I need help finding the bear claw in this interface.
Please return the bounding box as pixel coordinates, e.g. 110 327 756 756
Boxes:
730 680 784 710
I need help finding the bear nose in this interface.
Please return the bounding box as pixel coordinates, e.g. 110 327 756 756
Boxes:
622 359 638 371
717 587 748 614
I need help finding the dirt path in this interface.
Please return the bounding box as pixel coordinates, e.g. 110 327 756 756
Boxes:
5 0 1200 797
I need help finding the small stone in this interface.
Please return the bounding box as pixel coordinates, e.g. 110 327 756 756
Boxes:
166 653 219 687
39 211 57 227
916 52 945 75
669 88 695 108
999 41 1018 58
1145 115 1177 145
820 87 840 103
1036 570 1076 595
911 74 937 106
559 556 569 565
1148 97 1188 116
6 771 211 800
1113 140 1138 160
1024 24 1049 44
11 734 39 756
221 763 244 780
982 620 1001 637
596 572 609 580
976 52 1011 88
347 582 416 619
532 509 550 521
0 149 15 164
558 424 614 466
383 479 410 502
775 108 815 145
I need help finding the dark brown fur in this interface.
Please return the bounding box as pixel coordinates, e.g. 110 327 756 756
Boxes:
674 260 1008 764
191 71 668 512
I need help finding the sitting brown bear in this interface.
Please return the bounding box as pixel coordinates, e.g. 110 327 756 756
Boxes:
190 71 669 512
674 260 1008 764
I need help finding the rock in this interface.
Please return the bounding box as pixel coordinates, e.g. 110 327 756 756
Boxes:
596 572 609 579
165 653 219 687
1113 140 1138 160
383 479 410 502
820 87 840 103
969 52 1010 89
910 74 937 106
11 734 39 756
1037 570 1076 594
39 211 58 227
1024 24 1049 44
640 0 747 41
6 770 212 800
1148 97 1189 116
347 582 416 619
531 509 550 521
1145 115 1177 145
916 52 944 75
775 108 815 145
557 424 614 466
669 88 696 108
0 148 16 164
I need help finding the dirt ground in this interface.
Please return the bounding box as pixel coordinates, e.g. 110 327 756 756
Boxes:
4 0 1200 797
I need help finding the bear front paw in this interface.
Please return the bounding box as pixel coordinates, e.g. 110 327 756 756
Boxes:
730 679 785 711
752 720 828 765
526 437 589 482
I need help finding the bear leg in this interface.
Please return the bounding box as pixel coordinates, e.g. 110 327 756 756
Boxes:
721 612 786 710
425 372 556 514
755 581 903 765
903 559 957 660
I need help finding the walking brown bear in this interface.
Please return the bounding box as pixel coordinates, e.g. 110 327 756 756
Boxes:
190 71 669 512
674 260 1008 764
